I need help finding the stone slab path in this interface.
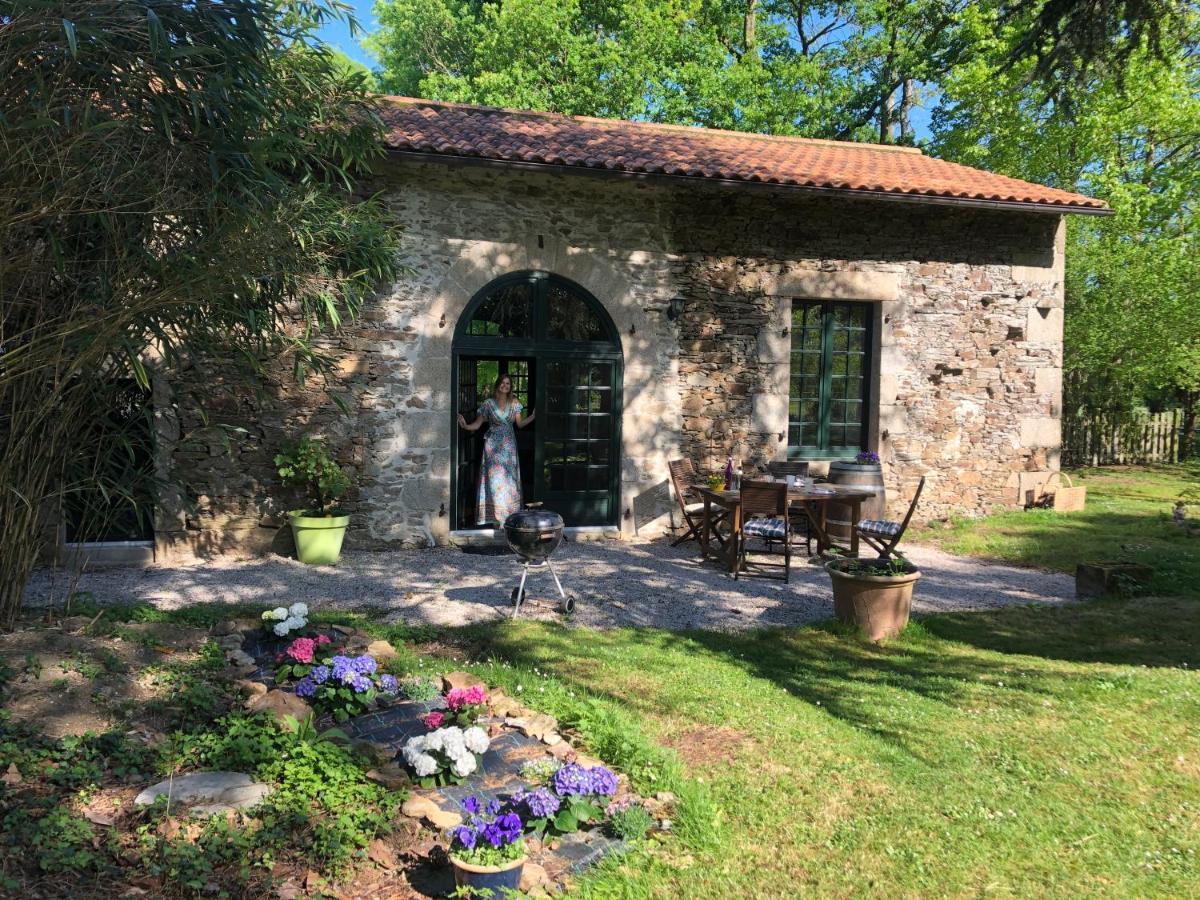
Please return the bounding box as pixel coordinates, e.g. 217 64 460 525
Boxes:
26 538 1076 632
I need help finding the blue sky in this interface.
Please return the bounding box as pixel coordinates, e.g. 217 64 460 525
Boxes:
318 0 378 68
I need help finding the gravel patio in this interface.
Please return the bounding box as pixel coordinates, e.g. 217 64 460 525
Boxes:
24 539 1075 632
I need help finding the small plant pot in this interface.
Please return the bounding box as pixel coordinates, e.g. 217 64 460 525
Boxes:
288 510 350 565
450 855 526 896
826 558 921 641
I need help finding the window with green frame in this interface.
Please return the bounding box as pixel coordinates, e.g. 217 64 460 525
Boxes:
788 299 872 458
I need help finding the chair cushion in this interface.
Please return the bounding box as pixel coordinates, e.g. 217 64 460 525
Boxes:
742 517 788 540
858 518 902 537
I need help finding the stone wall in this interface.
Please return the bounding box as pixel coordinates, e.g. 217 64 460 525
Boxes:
159 159 1064 557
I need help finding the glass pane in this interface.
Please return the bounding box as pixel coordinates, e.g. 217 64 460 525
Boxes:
547 284 607 342
588 466 607 490
844 424 862 447
467 281 532 337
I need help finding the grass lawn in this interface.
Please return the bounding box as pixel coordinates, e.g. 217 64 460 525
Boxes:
465 598 1199 897
908 464 1200 594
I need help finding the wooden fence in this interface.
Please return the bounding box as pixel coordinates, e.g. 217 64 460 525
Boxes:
1063 409 1183 467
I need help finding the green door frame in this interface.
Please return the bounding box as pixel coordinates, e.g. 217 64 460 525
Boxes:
450 271 623 530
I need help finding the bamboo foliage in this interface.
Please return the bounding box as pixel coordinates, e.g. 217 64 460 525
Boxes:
0 0 400 628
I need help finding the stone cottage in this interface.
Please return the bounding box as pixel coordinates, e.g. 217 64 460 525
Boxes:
143 98 1108 559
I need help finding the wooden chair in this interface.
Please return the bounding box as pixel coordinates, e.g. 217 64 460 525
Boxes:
766 460 810 479
765 461 814 554
668 458 727 548
856 476 926 559
735 479 792 582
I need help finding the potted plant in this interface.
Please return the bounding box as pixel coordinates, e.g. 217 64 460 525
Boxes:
826 554 921 641
448 796 527 896
400 725 491 786
274 437 351 565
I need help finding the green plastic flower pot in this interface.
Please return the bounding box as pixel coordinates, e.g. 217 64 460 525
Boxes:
288 510 350 565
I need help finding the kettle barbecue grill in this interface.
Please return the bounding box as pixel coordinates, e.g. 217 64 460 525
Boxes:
503 506 576 618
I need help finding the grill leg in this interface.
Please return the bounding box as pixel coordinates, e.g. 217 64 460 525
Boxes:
513 565 531 619
545 560 567 601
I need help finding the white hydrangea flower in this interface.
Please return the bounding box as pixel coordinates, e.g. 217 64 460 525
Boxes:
272 606 289 620
412 752 439 777
463 727 489 755
289 602 308 618
423 730 444 753
451 752 477 778
273 621 290 636
261 610 273 621
440 727 466 759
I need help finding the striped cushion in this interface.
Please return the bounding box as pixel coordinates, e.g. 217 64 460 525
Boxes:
742 517 788 540
858 518 902 537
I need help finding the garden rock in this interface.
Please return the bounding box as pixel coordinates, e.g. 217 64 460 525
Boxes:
401 796 440 819
214 634 244 652
367 839 399 870
508 713 558 740
234 679 267 702
519 862 552 894
442 671 484 692
365 639 398 661
366 764 410 791
135 772 271 811
225 648 256 668
426 807 462 829
245 689 311 724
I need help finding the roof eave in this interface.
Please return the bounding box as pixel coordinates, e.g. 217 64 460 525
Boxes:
383 148 1114 217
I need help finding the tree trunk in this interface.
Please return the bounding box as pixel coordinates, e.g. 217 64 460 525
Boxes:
744 0 758 54
899 79 913 141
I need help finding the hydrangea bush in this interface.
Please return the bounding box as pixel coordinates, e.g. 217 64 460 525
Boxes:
284 652 398 721
450 797 525 868
400 726 490 787
421 684 489 730
261 602 309 637
511 763 617 836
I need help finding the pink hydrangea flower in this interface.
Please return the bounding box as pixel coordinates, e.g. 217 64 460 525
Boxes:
423 711 445 729
286 637 317 664
316 634 332 645
446 685 488 710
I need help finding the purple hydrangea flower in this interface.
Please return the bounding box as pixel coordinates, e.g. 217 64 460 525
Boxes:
310 665 330 685
551 763 591 797
351 674 373 694
512 787 560 819
352 654 377 676
330 655 354 684
379 674 398 693
294 676 316 699
585 766 618 797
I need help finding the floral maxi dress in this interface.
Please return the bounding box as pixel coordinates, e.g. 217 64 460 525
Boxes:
476 397 523 525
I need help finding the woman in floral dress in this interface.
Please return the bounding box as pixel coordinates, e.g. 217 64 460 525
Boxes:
458 375 535 526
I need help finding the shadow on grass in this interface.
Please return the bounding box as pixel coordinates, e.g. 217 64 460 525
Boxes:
458 595 1198 767
918 595 1200 668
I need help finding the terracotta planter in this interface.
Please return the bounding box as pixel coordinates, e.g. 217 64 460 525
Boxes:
450 854 526 896
826 558 920 641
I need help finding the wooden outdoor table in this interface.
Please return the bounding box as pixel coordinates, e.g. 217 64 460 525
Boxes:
697 483 878 573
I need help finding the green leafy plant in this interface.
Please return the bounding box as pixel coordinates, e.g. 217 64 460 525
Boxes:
519 758 561 786
835 555 916 577
274 437 350 516
605 801 655 841
400 676 441 702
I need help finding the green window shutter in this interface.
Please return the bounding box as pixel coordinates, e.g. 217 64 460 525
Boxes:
788 300 872 458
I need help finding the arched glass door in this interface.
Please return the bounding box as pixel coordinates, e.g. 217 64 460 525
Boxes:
452 272 623 529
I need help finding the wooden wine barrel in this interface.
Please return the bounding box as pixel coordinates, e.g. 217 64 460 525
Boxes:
825 461 886 541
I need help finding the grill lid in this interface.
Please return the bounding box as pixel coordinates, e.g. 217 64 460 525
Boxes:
504 508 564 532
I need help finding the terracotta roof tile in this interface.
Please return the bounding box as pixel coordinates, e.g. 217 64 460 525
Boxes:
380 97 1108 213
